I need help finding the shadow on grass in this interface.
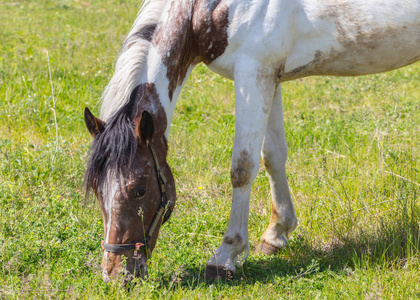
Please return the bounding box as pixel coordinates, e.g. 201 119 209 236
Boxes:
151 215 419 289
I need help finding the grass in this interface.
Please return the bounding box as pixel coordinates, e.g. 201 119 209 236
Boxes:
1 0 419 298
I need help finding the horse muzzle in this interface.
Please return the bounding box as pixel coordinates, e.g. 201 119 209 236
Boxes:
102 250 148 282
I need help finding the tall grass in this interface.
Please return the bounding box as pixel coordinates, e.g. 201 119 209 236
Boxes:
0 0 419 298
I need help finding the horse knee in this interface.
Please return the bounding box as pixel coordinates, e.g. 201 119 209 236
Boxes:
262 144 288 171
231 149 255 188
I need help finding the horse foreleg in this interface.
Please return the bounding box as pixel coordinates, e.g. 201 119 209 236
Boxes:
256 84 298 255
205 57 276 281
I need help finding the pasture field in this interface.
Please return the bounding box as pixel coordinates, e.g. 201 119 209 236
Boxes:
1 0 419 299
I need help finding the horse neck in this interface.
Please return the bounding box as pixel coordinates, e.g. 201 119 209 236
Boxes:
145 0 231 134
141 1 198 138
139 51 194 140
100 0 197 126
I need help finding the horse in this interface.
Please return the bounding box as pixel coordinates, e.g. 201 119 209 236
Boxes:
83 0 420 282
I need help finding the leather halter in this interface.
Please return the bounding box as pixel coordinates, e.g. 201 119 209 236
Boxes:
102 142 170 256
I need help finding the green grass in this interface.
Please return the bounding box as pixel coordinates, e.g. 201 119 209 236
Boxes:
1 0 419 298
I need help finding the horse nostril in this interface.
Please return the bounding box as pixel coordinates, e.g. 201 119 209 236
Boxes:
139 264 148 279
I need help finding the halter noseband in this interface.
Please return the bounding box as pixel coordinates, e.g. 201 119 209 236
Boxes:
102 142 170 256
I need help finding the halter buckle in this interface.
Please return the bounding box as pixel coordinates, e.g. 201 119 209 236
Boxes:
135 242 145 250
134 242 144 257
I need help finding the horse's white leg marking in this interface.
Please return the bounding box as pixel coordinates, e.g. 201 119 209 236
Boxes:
206 56 276 277
257 84 297 254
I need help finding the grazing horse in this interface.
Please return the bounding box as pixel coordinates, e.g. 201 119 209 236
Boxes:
84 0 420 281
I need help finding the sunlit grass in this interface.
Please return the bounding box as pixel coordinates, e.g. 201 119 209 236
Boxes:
1 0 419 299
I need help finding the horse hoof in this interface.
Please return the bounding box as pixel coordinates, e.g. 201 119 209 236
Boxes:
255 240 281 255
205 265 234 281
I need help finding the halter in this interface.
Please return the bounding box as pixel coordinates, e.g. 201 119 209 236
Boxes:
102 142 170 257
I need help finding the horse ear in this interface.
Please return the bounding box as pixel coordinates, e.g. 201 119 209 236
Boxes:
84 107 106 138
135 111 154 143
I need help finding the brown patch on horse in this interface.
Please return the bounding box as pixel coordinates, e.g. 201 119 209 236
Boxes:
231 150 254 188
270 203 279 223
130 83 176 223
99 113 175 279
154 1 198 101
154 0 229 100
192 0 229 65
223 233 242 246
131 83 168 139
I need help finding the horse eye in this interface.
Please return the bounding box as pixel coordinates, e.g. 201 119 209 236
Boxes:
135 188 146 198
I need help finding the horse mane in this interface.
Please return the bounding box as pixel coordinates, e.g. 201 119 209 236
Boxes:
100 0 169 121
85 90 139 197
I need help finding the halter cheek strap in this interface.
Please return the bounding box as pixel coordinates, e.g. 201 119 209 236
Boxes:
102 142 170 256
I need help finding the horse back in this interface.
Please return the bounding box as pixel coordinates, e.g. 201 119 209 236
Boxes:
204 0 420 81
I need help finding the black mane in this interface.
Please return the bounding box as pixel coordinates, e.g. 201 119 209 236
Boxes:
84 89 140 197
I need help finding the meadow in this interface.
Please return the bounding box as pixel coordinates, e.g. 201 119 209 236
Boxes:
1 0 419 298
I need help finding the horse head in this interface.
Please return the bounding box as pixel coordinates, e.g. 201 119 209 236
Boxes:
83 87 175 281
